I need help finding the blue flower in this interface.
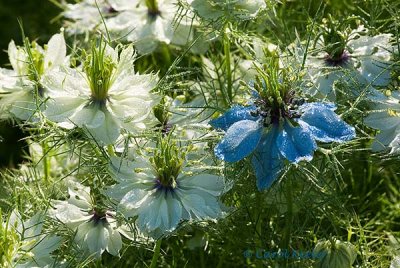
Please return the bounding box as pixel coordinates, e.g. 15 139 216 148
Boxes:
210 102 355 190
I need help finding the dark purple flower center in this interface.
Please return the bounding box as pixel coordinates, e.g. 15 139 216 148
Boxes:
90 210 108 225
148 9 161 20
251 92 304 127
107 6 118 14
324 51 350 67
153 178 178 193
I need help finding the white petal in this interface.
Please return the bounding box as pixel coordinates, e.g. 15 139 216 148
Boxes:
85 110 120 145
179 174 224 196
44 33 67 71
85 223 109 258
50 201 91 229
70 105 105 128
106 227 123 256
120 189 150 218
45 96 87 123
365 111 400 130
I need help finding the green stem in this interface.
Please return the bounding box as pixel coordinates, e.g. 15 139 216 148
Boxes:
282 178 293 250
150 239 162 268
223 27 233 103
255 193 263 268
107 144 115 157
41 141 50 184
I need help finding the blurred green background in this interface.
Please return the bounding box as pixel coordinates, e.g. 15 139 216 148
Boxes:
0 0 60 167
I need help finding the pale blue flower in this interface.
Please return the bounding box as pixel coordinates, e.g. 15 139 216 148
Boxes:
210 101 355 190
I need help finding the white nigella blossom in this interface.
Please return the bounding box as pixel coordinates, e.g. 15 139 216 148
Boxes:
0 33 67 120
49 179 130 258
0 210 61 268
189 0 266 21
62 0 118 35
304 25 394 100
391 256 400 268
107 0 194 54
43 41 158 145
107 141 226 238
364 90 400 153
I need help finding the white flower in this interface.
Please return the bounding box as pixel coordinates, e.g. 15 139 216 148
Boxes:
43 43 158 145
107 0 194 54
391 256 400 268
0 33 67 120
1 210 61 268
303 28 394 100
107 156 225 238
49 179 129 258
364 90 400 153
62 0 118 35
189 0 266 21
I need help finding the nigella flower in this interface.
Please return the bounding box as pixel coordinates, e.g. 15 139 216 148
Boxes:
0 33 67 120
49 179 131 258
210 66 356 190
189 0 266 21
303 23 394 100
106 0 194 54
1 210 61 268
42 40 158 145
62 0 118 35
107 139 225 238
364 90 400 153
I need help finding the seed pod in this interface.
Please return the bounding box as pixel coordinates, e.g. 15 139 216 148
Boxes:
313 239 357 268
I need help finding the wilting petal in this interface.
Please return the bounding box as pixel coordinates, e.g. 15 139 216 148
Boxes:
277 122 317 163
298 102 356 142
251 127 284 190
214 119 262 162
210 105 258 131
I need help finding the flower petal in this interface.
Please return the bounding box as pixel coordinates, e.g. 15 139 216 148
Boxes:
44 96 87 124
85 223 109 258
44 33 66 71
180 174 224 196
70 105 105 129
106 227 123 256
298 103 356 142
277 122 317 163
86 110 120 145
371 126 399 151
214 119 262 162
364 111 400 130
251 128 284 190
209 105 258 131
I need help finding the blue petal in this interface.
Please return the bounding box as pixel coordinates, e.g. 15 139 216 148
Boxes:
276 122 317 163
298 102 356 143
210 105 258 131
251 127 284 190
214 120 262 162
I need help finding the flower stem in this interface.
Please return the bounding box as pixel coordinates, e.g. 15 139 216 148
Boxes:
223 27 233 103
150 238 162 268
41 140 50 184
107 144 115 157
282 178 293 250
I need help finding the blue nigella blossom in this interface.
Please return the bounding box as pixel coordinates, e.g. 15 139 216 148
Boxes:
210 97 356 190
